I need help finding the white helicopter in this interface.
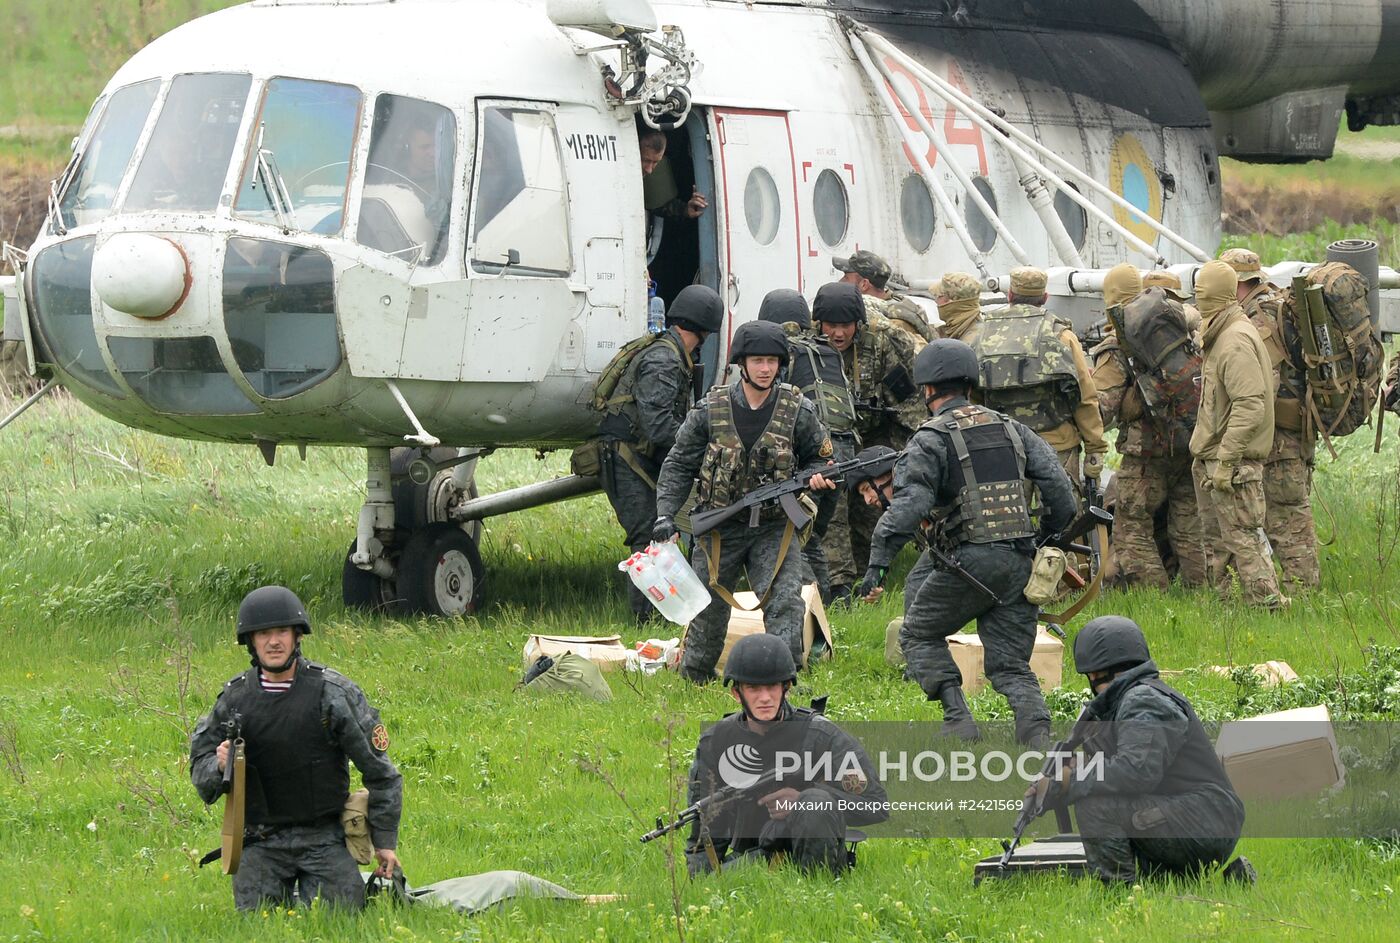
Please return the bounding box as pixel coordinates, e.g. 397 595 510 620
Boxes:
4 0 1400 616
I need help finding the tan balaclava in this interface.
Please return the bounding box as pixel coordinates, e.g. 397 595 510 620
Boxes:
1195 260 1239 323
1102 263 1142 309
936 271 982 337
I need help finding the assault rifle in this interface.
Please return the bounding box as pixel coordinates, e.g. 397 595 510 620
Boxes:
689 450 899 536
998 703 1095 869
198 713 247 874
854 395 900 417
1038 504 1113 557
640 768 781 844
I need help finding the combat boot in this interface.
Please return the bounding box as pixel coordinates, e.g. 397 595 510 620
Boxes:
1221 856 1257 885
936 684 981 741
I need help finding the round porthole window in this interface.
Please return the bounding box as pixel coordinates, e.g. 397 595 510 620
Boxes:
744 167 780 246
965 177 999 253
814 169 849 247
1053 183 1088 252
900 174 936 252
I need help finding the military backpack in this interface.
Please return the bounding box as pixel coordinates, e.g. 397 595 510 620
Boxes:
1104 287 1202 455
589 331 686 415
785 330 858 435
1281 262 1385 448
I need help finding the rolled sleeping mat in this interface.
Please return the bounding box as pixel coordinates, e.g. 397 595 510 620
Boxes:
1327 238 1380 327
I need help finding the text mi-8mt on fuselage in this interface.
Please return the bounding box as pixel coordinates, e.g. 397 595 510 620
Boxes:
6 0 1400 616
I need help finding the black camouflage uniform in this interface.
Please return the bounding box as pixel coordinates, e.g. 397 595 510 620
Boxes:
687 707 888 874
599 286 718 619
190 590 403 911
1066 616 1246 884
656 324 832 681
868 341 1076 745
758 288 859 602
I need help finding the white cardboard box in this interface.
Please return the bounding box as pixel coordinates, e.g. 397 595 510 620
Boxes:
712 583 834 672
1215 704 1345 799
523 634 631 672
885 618 1063 692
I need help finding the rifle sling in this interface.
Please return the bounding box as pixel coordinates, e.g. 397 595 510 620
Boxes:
700 521 796 613
1040 523 1107 626
611 440 658 489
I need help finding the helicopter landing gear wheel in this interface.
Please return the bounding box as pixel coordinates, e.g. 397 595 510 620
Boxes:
390 446 481 543
397 523 484 617
341 538 403 612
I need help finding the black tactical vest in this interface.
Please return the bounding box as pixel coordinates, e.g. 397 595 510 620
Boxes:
223 662 351 827
786 330 858 435
1137 677 1243 801
599 330 693 453
923 404 1036 544
697 384 803 508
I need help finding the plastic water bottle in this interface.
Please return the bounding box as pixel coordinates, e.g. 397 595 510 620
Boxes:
617 542 711 623
647 280 666 334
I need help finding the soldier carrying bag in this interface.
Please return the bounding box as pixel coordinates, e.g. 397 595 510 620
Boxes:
1284 262 1385 454
1105 287 1202 455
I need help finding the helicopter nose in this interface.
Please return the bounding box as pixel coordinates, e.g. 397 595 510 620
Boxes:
92 233 191 319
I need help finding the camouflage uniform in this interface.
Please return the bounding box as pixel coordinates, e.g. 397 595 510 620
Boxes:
970 268 1107 500
864 293 932 349
841 315 924 576
190 658 403 911
1091 265 1205 589
597 327 696 618
1228 248 1320 590
686 705 888 875
1386 352 1400 415
1067 661 1245 884
870 397 1077 744
1190 262 1286 609
656 382 831 680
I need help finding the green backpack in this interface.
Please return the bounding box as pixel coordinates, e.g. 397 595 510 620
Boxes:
590 332 683 415
1284 262 1385 448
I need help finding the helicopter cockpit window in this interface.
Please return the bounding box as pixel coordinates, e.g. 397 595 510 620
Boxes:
470 105 570 275
126 73 251 213
357 95 456 266
234 78 361 235
56 80 159 229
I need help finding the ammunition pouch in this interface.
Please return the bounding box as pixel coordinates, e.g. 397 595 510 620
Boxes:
570 437 604 477
342 788 374 865
1023 546 1068 606
1274 395 1304 433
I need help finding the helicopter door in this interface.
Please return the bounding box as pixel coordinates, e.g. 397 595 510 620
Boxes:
711 109 800 344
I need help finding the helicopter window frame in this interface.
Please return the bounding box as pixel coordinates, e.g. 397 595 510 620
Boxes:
55 79 161 230
965 176 1000 254
231 75 365 236
125 72 254 216
468 99 573 277
355 93 459 267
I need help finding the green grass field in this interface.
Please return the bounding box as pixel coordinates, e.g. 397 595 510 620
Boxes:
0 391 1396 941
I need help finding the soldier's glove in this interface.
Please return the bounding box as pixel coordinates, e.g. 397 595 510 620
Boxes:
1083 452 1105 480
857 565 887 600
652 516 679 543
1209 460 1236 495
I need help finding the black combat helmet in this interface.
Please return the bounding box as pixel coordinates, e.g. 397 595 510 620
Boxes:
723 633 798 686
1073 615 1151 675
913 338 980 388
666 284 725 335
728 320 790 366
811 282 865 325
757 289 812 330
845 445 898 495
236 585 312 644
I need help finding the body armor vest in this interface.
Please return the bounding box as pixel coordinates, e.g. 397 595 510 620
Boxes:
223 662 351 827
786 331 857 435
923 404 1036 545
696 384 803 508
973 304 1079 433
1090 675 1242 802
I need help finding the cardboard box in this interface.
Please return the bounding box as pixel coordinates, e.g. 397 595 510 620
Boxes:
1206 661 1299 686
1215 704 1345 800
523 634 631 672
884 620 1062 692
713 583 834 672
